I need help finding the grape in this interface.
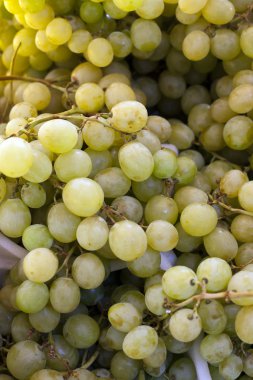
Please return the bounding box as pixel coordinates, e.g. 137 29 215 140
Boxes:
25 4 55 30
220 169 248 198
228 271 253 306
54 149 92 182
87 38 114 67
95 167 131 198
75 83 105 113
6 341 46 380
111 100 148 133
23 83 51 111
200 334 233 364
146 115 172 142
162 266 198 300
197 258 232 292
240 26 253 59
243 351 253 377
204 227 238 261
72 253 105 289
211 29 240 61
62 178 104 217
219 354 243 380
120 290 146 314
80 1 103 24
168 357 197 380
47 202 81 243
145 195 178 225
104 0 127 19
143 337 167 368
198 300 227 335
68 369 96 380
23 248 58 283
76 216 108 251
0 198 31 238
29 369 64 380
174 186 208 213
105 82 136 110
63 314 100 348
202 0 235 25
145 284 167 314
153 149 178 179
111 196 143 223
123 325 158 359
183 31 210 61
174 156 197 185
146 220 179 252
110 351 142 380
13 28 38 57
136 0 164 20
231 215 253 243
82 120 115 151
169 309 202 342
49 277 80 314
23 149 53 183
11 313 39 342
46 17 72 45
238 181 253 212
127 246 160 278
168 120 194 149
113 0 143 12
175 222 202 253
180 203 218 237
29 304 60 333
16 280 49 313
199 123 226 152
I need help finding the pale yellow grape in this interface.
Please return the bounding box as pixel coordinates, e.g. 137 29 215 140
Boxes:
240 26 253 59
23 248 58 283
144 337 167 369
220 169 248 198
182 31 210 61
146 220 179 252
119 142 154 182
235 306 253 344
4 0 22 13
2 45 29 73
30 370 64 380
50 277 80 313
9 102 37 120
211 29 240 61
238 181 253 212
109 220 147 261
169 309 202 342
29 52 52 72
223 116 253 150
180 203 218 237
62 178 104 217
23 83 51 111
71 62 103 85
35 30 57 52
108 31 133 58
99 73 131 89
54 149 91 182
196 257 232 292
228 84 253 114
0 137 33 178
174 186 208 213
23 149 52 183
162 266 198 300
228 271 253 306
63 314 100 349
82 120 115 151
131 19 162 53
144 195 178 224
38 119 78 154
200 334 233 364
68 29 92 54
76 216 109 251
111 101 148 133
13 28 38 57
105 82 136 110
25 4 55 30
108 302 142 332
87 38 114 68
146 115 172 142
95 167 131 198
72 253 105 290
0 199 31 238
19 0 45 12
178 0 207 14
5 118 28 139
46 18 72 45
123 325 158 359
113 0 143 11
231 215 253 243
127 246 160 278
202 0 235 25
136 0 164 19
145 284 167 316
30 140 54 161
16 280 49 314
75 83 104 113
176 7 201 25
104 0 128 19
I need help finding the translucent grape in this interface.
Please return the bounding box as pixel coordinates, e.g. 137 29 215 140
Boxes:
220 169 248 198
0 199 31 238
25 4 55 30
169 309 202 342
54 149 92 182
23 248 58 283
240 26 253 59
162 266 198 300
108 302 142 332
136 0 164 19
127 246 160 278
145 284 167 316
238 181 253 212
63 314 100 348
113 0 143 12
76 216 108 251
110 351 142 380
200 333 233 364
23 149 52 183
50 277 80 313
16 280 49 313
145 195 178 224
87 38 114 67
46 17 72 45
13 28 38 57
219 354 243 380
196 258 232 292
75 83 105 113
231 215 253 243
44 335 79 371
198 300 227 335
153 149 178 179
80 1 104 24
228 271 253 306
111 196 143 223
180 203 218 237
202 0 235 25
123 325 158 359
146 220 179 252
168 358 197 380
29 369 64 380
174 186 208 213
29 304 60 333
131 19 162 53
173 156 197 185
72 253 105 289
82 120 115 151
111 100 148 133
22 224 53 251
183 31 210 61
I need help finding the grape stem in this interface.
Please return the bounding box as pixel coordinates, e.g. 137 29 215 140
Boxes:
0 75 65 93
80 349 100 369
213 199 253 217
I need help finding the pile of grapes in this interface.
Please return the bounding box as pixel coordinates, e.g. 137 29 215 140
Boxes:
1 0 253 379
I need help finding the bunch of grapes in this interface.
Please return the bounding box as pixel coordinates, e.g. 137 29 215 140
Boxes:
0 0 253 379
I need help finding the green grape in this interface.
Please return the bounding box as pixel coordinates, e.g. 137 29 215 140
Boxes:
54 149 92 182
200 334 233 364
179 0 207 13
219 354 243 380
224 304 241 337
162 266 198 300
162 331 192 353
110 351 142 380
2 45 29 73
202 0 235 25
20 183 46 209
190 171 212 193
223 53 252 76
80 1 103 24
103 326 126 350
143 337 166 368
50 277 80 313
240 26 253 59
29 141 55 162
123 325 158 359
211 29 240 61
5 117 28 139
68 29 92 54
23 83 51 111
176 252 202 271
175 222 202 253
136 0 164 19
168 357 197 380
145 284 167 316
62 178 104 217
169 120 194 150
197 258 232 292
228 271 253 306
29 52 52 72
199 123 226 152
146 115 172 142
46 17 72 45
76 216 109 251
72 253 105 289
71 62 103 85
63 314 100 348
29 304 60 333
235 243 253 266
127 246 160 278
0 137 33 178
182 30 210 61
0 199 31 238
108 302 142 332
204 160 232 190
120 290 146 314
29 369 64 380
153 149 178 179
243 351 253 377
16 280 49 313
38 119 78 154
0 304 15 335
169 309 202 342
119 141 154 182
228 84 253 114
181 84 211 115
144 195 178 225
135 129 161 154
23 248 58 283
176 6 201 25
159 71 186 100
215 75 233 98
47 0 75 15
108 32 132 58
204 227 238 261
220 169 248 198
6 341 46 380
111 196 143 223
231 215 253 243
44 335 79 371
75 83 105 113
11 313 39 342
23 149 53 183
25 4 55 30
113 0 143 11
47 202 81 243
82 120 115 151
13 28 38 57
35 30 57 52
105 82 135 110
238 181 253 212
94 167 131 198
198 300 227 335
87 38 114 67
111 100 148 133
19 0 45 12
132 175 164 202
146 220 179 252
99 73 130 90
180 202 218 237
131 19 162 53
173 156 197 185
104 0 128 19
174 186 208 213
68 369 96 380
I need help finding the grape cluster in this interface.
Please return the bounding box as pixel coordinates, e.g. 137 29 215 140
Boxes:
0 0 253 380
